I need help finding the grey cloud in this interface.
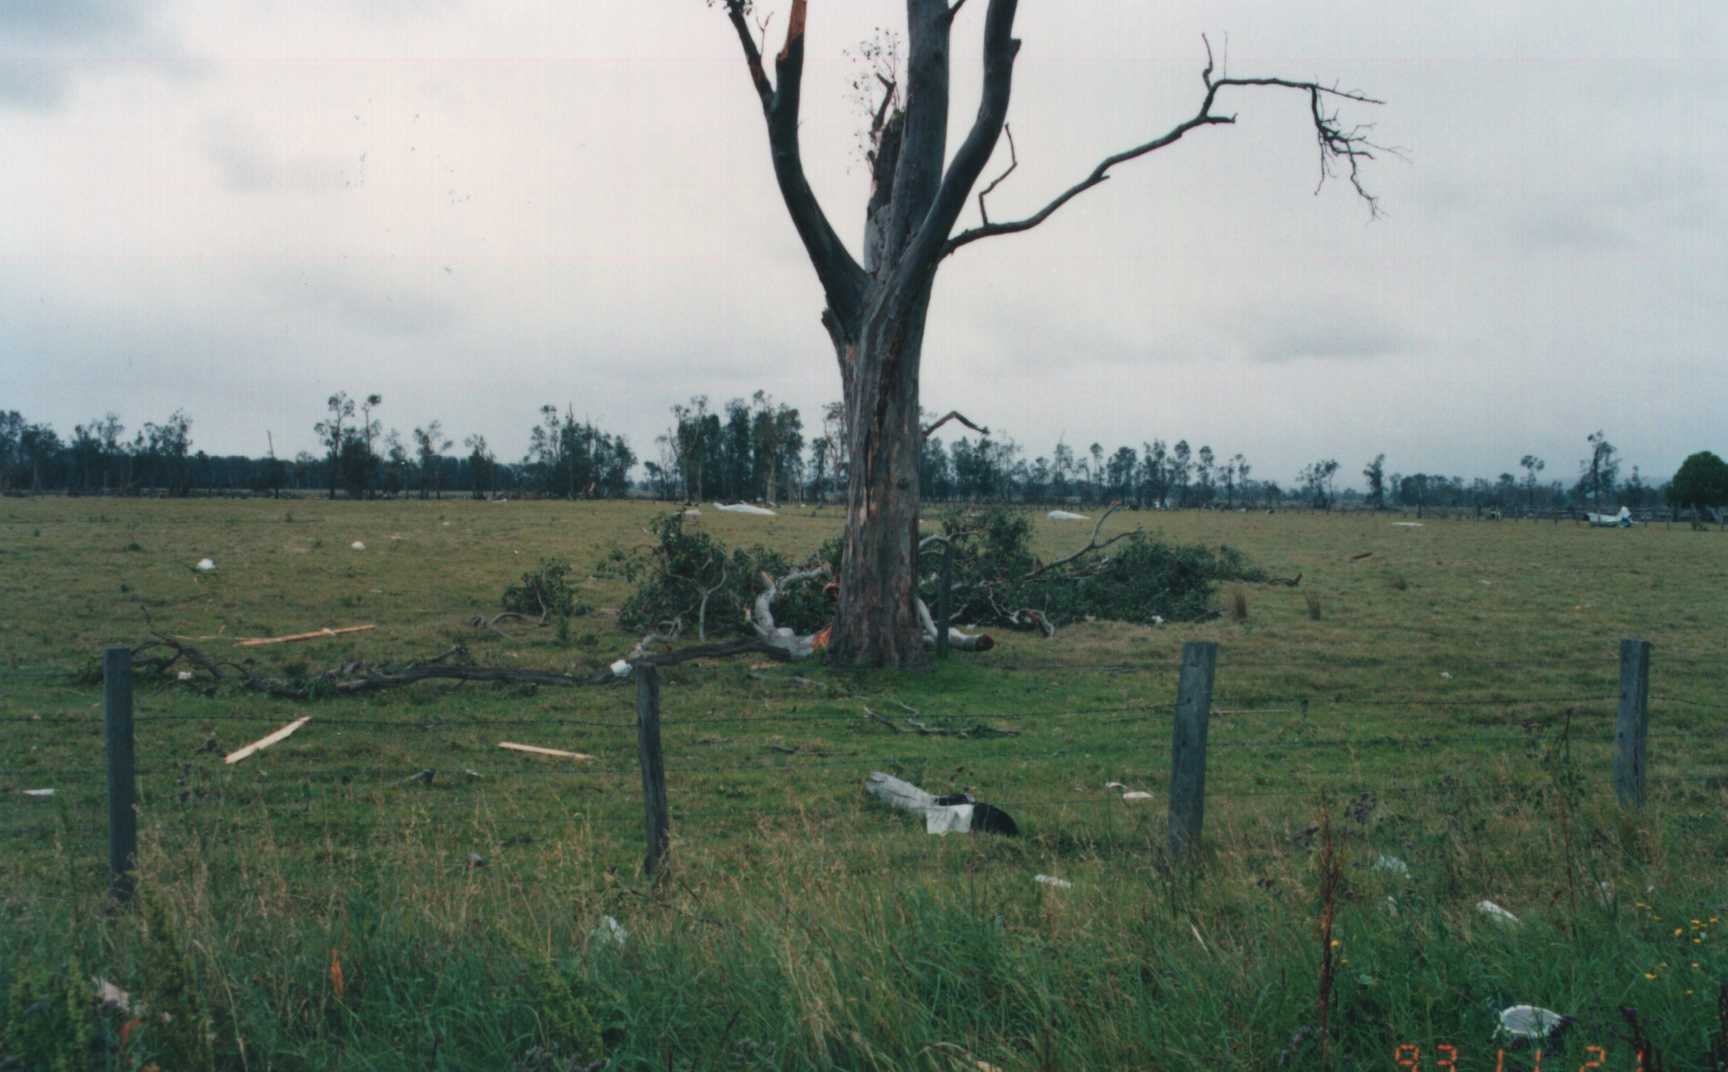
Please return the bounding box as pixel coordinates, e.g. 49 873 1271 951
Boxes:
200 115 355 194
1242 307 1413 364
0 59 72 110
0 0 189 110
269 267 460 339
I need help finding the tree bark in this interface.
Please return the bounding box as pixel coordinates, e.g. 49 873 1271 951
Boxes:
828 283 934 667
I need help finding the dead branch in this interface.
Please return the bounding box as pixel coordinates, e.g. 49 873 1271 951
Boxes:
1022 503 1133 581
945 34 1386 258
915 595 994 651
975 122 1017 225
863 706 904 733
921 410 991 439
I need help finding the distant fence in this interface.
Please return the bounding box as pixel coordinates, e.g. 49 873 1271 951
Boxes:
0 635 1705 903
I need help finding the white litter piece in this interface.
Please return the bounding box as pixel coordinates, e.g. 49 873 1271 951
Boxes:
1477 899 1521 926
1034 874 1073 889
1586 506 1634 528
1106 781 1154 801
865 771 938 813
194 558 216 571
1439 671 1452 680
1047 510 1089 521
22 788 55 798
609 659 632 678
712 502 777 516
225 717 311 765
1373 854 1411 878
350 541 366 551
177 670 194 681
93 977 133 1013
925 804 975 835
1391 522 1423 528
682 509 701 518
592 915 628 947
1380 896 1400 917
1497 1005 1570 1042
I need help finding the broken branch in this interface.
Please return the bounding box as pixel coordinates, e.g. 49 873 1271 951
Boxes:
921 410 991 439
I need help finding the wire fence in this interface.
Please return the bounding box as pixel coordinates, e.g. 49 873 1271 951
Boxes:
3 638 1720 884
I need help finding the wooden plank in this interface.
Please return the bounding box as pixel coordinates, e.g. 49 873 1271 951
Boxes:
498 741 594 761
225 717 311 765
636 665 669 875
236 624 376 647
1614 638 1652 809
1167 641 1217 860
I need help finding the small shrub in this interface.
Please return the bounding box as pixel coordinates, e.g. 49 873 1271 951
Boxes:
502 558 587 620
1227 587 1249 622
615 513 833 638
123 540 144 552
1304 591 1324 620
1387 572 1409 591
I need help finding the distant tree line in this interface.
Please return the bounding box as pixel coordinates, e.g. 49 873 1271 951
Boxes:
2 402 1721 518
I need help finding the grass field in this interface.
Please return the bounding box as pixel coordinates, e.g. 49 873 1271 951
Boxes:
2 496 1725 1070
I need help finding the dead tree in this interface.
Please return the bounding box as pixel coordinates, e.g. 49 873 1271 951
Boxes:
713 0 1384 667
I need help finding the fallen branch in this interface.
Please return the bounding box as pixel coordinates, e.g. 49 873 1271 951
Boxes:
921 410 990 439
915 595 994 651
1023 503 1133 581
498 741 594 761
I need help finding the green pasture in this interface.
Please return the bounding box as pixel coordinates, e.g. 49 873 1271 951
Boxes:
1 496 1724 1070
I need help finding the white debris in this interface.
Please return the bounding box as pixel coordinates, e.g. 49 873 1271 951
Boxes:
22 788 55 798
1106 781 1154 801
1380 896 1400 916
682 509 701 519
1439 671 1452 680
713 502 777 516
177 670 194 682
1373 854 1411 878
925 804 975 835
194 558 216 571
1497 1005 1570 1042
865 771 937 813
591 915 628 947
1391 522 1423 528
93 977 133 1013
1595 879 1614 906
350 541 366 551
609 659 632 678
1047 510 1089 521
1034 874 1074 889
1477 899 1521 926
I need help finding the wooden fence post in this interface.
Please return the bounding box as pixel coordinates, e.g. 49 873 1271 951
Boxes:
935 541 953 660
635 664 670 875
1168 641 1217 860
1614 638 1652 809
103 646 137 905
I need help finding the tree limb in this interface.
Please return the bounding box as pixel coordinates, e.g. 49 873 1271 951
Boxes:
945 34 1386 258
904 0 1019 276
974 122 1017 225
719 0 868 327
921 410 990 439
1022 503 1133 581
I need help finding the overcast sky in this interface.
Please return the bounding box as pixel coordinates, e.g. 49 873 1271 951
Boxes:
2 1 1723 487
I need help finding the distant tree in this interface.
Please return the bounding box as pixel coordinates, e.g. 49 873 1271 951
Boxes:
136 410 193 496
0 410 23 492
1107 445 1137 502
1519 454 1546 509
464 434 496 499
18 422 62 493
1196 445 1215 504
1228 453 1250 508
314 392 357 500
1581 430 1619 510
1362 453 1386 510
360 394 384 497
1668 451 1728 516
669 396 712 501
1088 443 1105 503
382 429 410 495
1300 458 1341 509
1170 440 1192 506
413 421 453 499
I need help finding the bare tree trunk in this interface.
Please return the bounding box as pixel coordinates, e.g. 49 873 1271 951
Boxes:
829 284 933 667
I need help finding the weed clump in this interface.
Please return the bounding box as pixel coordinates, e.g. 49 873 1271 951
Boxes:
502 558 590 621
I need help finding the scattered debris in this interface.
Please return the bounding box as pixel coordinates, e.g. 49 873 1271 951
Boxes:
498 741 594 761
465 852 486 871
194 558 216 571
591 915 628 947
1034 874 1073 889
93 977 133 1014
1349 551 1374 561
1497 1005 1574 1044
237 624 376 647
609 659 632 678
1106 781 1154 801
350 541 367 551
224 716 311 765
22 788 55 798
1380 896 1399 916
176 670 194 681
1476 899 1521 926
1047 510 1089 521
1439 671 1453 680
402 769 435 785
1586 506 1634 528
1391 522 1423 528
712 502 776 516
864 772 1018 836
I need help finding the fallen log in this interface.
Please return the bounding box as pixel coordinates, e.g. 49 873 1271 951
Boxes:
498 741 594 761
